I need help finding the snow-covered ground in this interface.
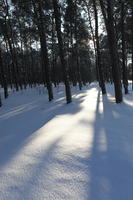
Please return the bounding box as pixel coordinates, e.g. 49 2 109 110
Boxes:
0 83 133 200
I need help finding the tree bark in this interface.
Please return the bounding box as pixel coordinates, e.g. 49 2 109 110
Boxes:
100 0 122 103
93 0 106 94
52 0 72 103
0 47 8 99
4 0 22 91
0 93 2 107
131 2 133 91
121 1 128 94
32 0 53 101
74 0 82 90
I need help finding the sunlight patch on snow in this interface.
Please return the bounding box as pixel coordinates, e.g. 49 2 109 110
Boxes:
4 84 133 199
98 93 104 115
80 88 99 110
124 98 133 107
0 111 94 199
0 87 101 200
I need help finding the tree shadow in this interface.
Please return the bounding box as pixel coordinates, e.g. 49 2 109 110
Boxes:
0 87 91 168
3 84 133 199
0 135 63 199
89 90 133 200
0 85 99 199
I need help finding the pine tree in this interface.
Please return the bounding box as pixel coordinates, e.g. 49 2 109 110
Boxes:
92 0 106 94
121 0 128 94
99 0 122 103
52 0 72 103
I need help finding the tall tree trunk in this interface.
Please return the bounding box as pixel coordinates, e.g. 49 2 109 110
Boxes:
131 2 133 91
87 6 99 82
4 0 22 91
74 0 82 90
100 0 122 103
0 47 8 99
121 1 128 94
52 0 72 103
32 0 53 101
0 94 2 107
93 0 106 94
38 0 53 101
51 13 57 87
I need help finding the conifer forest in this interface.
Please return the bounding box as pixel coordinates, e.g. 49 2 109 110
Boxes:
0 0 133 105
1 1 133 200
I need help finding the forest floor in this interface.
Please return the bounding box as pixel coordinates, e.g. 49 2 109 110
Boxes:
0 83 133 200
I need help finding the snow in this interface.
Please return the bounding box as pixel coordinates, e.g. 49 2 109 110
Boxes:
0 83 133 200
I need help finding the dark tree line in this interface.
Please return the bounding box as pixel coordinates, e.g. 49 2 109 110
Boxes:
0 0 133 106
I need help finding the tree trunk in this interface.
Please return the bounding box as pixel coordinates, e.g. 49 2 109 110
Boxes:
3 0 22 91
93 0 106 94
0 47 8 99
32 0 53 101
131 2 133 91
74 0 82 90
52 0 72 103
100 0 122 103
0 94 2 107
121 1 128 94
